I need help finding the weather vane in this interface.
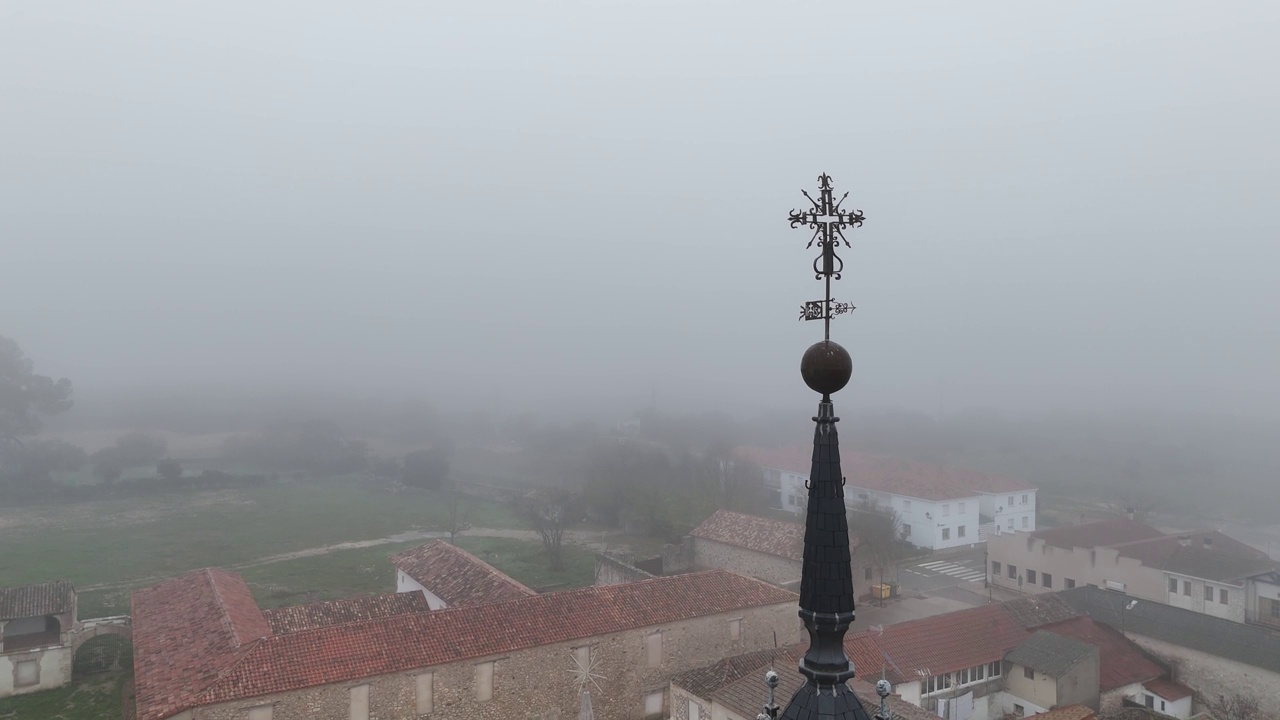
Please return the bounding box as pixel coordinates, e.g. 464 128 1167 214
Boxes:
790 173 865 341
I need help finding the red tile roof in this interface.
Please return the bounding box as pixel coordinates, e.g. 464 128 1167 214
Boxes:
131 569 273 720
690 509 806 561
1040 616 1165 691
1109 531 1275 583
854 603 1031 684
738 446 1033 501
135 569 795 714
1143 677 1193 701
1031 519 1166 550
263 592 430 634
0 580 75 619
1031 706 1095 720
390 540 536 606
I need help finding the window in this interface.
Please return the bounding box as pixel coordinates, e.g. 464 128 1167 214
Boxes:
1162 700 1167 711
1008 564 1017 579
989 661 1002 677
903 500 912 513
958 525 966 538
349 684 369 720
689 699 701 720
1220 588 1229 604
248 707 273 720
1169 578 1178 593
1205 585 1214 601
1009 495 1014 506
993 561 1002 576
1042 573 1053 588
1144 695 1155 709
1021 516 1029 529
1184 581 1192 596
14 659 38 688
902 523 911 537
476 661 494 701
415 673 434 715
646 631 663 667
958 668 969 684
1065 578 1076 589
942 504 951 517
864 566 874 581
728 618 742 640
643 690 664 718
1270 599 1279 618
1027 569 1037 585
942 528 951 540
1022 494 1028 504
1014 704 1025 715
959 502 966 514
1023 666 1035 680
1008 518 1015 530
974 664 985 681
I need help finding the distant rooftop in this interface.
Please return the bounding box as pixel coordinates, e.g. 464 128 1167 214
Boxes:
1005 629 1097 677
391 539 536 606
1040 616 1164 691
1030 518 1166 550
689 509 807 561
1109 530 1275 583
0 579 75 619
845 602 1031 683
262 592 429 634
737 445 1033 501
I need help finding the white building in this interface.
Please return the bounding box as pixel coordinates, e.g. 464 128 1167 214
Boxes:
0 581 76 698
740 446 1037 551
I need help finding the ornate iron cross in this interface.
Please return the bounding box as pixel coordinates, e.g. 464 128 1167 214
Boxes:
789 173 865 341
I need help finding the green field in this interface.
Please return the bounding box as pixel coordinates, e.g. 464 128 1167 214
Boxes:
0 674 128 720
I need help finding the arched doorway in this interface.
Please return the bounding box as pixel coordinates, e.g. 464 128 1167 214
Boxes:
72 632 132 677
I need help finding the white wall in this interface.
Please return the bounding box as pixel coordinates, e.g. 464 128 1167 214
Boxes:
982 490 1037 534
0 646 70 697
1164 572 1245 623
859 491 983 551
395 571 446 610
780 472 807 515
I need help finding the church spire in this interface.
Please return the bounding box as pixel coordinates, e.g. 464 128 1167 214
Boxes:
777 173 872 720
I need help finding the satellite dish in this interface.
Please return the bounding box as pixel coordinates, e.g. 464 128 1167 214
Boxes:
925 512 933 520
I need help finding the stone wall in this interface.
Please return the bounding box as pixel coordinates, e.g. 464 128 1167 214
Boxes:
670 683 712 720
1131 633 1280 718
692 539 801 587
595 553 656 587
194 602 801 720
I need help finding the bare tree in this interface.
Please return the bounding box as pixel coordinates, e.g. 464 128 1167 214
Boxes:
849 499 908 603
525 488 574 571
444 482 472 544
1211 691 1264 720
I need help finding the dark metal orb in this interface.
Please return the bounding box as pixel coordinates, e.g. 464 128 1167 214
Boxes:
800 340 852 395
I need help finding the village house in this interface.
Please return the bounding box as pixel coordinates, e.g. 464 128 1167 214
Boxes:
987 518 1278 625
739 446 1037 551
686 509 875 599
1001 630 1101 716
0 580 76 698
390 539 537 609
669 645 940 720
130 565 799 720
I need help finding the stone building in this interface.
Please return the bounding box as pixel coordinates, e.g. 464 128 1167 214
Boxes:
688 509 874 599
391 539 537 609
0 580 76 698
131 567 799 720
1002 630 1101 716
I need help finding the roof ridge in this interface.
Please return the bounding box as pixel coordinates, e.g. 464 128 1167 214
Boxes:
427 540 536 594
204 568 245 648
194 636 269 706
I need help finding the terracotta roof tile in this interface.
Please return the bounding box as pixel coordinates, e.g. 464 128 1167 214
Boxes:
1109 531 1275 583
1031 706 1095 720
135 569 794 711
670 647 784 698
1143 677 1193 701
738 446 1033 501
690 509 806 561
858 603 1030 683
1031 519 1166 550
391 540 536 606
131 569 272 720
0 580 74 619
1040 617 1164 691
263 592 429 634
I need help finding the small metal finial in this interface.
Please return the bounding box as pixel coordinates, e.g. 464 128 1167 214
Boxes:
758 669 781 720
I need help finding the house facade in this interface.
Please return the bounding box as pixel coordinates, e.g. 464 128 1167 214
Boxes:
740 446 1036 551
988 519 1277 624
0 580 76 698
1001 630 1101 716
131 567 799 720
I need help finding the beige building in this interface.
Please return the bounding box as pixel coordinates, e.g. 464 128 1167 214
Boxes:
131 565 799 720
988 519 1277 625
0 581 76 698
1000 630 1100 716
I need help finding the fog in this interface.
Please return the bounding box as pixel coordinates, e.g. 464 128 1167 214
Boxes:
3 1 1279 421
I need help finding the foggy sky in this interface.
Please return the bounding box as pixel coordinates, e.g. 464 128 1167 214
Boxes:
3 2 1278 420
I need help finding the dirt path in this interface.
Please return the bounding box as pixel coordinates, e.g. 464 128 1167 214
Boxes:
78 526 618 593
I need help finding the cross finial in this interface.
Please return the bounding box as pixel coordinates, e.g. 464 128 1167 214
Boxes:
790 173 865 341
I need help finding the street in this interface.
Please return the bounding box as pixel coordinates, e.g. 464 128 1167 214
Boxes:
895 548 988 593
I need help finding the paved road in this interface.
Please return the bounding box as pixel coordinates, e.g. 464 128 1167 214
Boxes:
896 549 988 593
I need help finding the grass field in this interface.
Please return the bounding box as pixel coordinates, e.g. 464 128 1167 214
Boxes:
0 478 527 616
0 674 128 720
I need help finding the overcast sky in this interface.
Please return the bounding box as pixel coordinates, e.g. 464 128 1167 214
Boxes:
2 2 1278 420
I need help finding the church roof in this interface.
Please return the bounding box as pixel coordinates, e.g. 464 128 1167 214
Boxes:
132 568 795 718
0 579 74 619
262 592 429 634
390 539 536 606
690 509 806 561
738 446 1033 501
